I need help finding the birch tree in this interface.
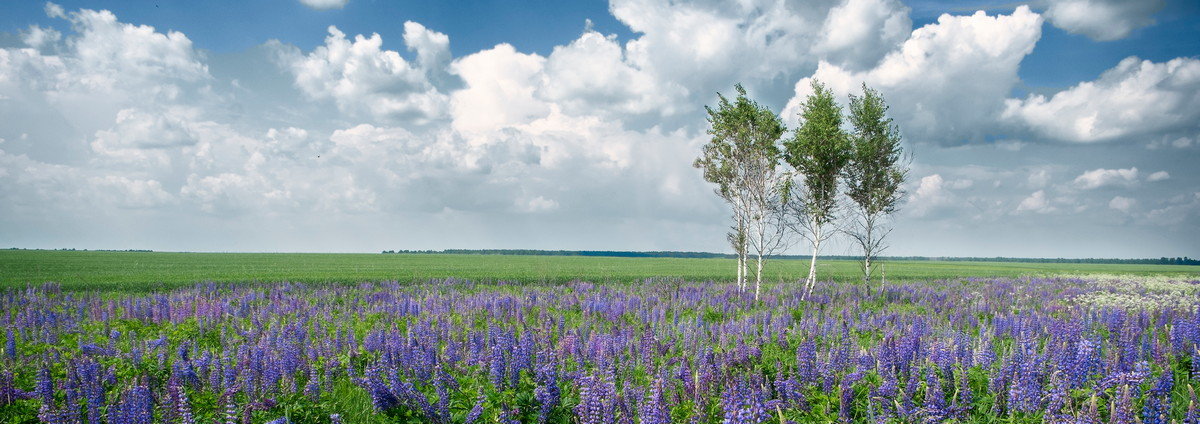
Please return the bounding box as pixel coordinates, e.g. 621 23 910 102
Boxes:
844 84 907 283
783 80 850 298
695 84 788 299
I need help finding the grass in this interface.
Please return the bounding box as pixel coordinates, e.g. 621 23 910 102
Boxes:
1 249 1197 292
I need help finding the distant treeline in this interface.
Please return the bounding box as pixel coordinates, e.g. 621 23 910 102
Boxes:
381 249 1199 265
6 248 155 252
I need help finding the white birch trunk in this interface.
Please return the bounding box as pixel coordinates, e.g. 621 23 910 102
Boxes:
805 223 822 298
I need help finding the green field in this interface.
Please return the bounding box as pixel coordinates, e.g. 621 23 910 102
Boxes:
1 249 1196 291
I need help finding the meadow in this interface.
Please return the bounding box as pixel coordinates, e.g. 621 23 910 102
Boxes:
1 250 1197 291
2 251 1199 423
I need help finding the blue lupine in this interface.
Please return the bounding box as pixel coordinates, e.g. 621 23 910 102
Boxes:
721 378 774 424
575 373 616 424
464 395 486 424
5 327 14 360
639 378 670 424
534 356 561 424
1111 385 1135 424
921 369 946 422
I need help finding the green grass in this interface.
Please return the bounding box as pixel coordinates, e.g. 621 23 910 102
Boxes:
1 249 1196 292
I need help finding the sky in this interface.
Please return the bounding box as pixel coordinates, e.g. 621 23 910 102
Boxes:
0 0 1197 258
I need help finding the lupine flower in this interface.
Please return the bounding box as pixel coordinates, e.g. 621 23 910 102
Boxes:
575 373 616 424
639 378 671 424
464 395 486 424
1110 385 1135 424
5 327 15 360
720 378 774 424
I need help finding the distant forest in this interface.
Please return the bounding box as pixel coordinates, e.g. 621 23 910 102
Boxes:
381 249 1200 265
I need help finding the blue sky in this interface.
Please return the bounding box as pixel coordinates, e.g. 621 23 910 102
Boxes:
0 0 1198 257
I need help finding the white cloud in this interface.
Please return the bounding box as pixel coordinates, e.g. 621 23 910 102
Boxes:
1015 190 1055 214
1145 193 1200 226
519 196 560 213
816 0 912 70
1108 196 1135 212
1044 0 1164 41
1073 167 1138 189
21 25 62 51
1003 57 1200 143
299 0 348 10
2 3 1197 256
906 174 951 217
449 44 548 134
1027 169 1051 188
279 25 449 124
403 22 451 84
1146 171 1170 182
539 29 686 120
89 176 175 209
783 6 1043 144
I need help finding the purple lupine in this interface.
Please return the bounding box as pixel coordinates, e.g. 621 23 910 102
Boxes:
720 378 774 424
920 369 946 422
110 383 154 424
464 395 486 424
796 340 818 386
871 369 899 422
5 327 15 360
363 366 399 412
1110 385 1135 424
499 404 522 424
1043 373 1071 424
165 376 195 424
639 378 670 424
1185 384 1199 424
840 371 864 422
1071 337 1101 388
304 369 321 402
575 373 616 424
533 357 561 424
35 365 53 402
1142 371 1173 424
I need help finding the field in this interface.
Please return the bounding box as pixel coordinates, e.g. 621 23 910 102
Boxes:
1 250 1197 291
1 251 1200 423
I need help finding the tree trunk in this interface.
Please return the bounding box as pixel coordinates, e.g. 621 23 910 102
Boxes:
755 253 764 301
754 221 765 300
805 223 822 299
863 255 871 283
736 252 745 291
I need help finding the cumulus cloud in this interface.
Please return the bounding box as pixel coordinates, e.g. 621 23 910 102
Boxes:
89 176 175 209
2 3 1197 255
1073 167 1138 189
299 0 348 10
539 29 686 120
278 25 449 124
1146 171 1170 182
906 174 952 217
1015 190 1055 214
1145 193 1200 226
519 196 560 213
1027 169 1051 188
1003 57 1200 143
783 6 1043 144
1044 0 1164 41
1108 196 1135 213
816 0 912 70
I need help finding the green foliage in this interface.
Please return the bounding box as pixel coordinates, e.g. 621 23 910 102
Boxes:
695 83 786 200
845 84 906 217
783 80 851 225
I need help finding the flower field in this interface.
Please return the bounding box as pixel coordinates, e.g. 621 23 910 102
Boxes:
2 276 1199 423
